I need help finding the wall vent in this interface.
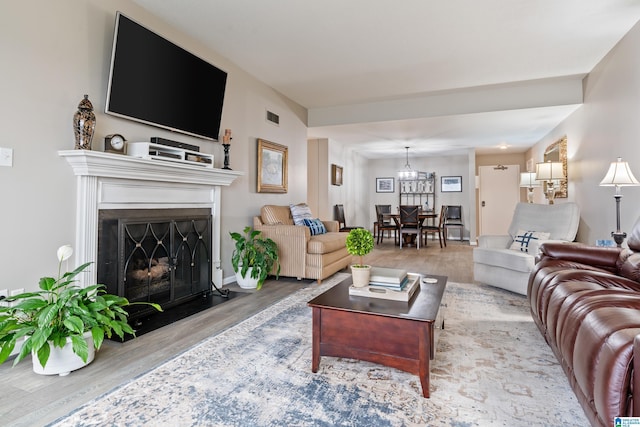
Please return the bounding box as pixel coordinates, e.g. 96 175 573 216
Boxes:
266 110 280 126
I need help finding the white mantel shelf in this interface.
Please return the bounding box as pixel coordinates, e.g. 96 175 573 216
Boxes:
58 149 243 185
59 149 243 288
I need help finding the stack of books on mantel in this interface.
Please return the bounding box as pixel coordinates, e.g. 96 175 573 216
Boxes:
348 267 420 302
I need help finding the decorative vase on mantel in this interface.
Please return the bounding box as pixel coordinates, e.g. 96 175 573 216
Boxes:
73 94 96 150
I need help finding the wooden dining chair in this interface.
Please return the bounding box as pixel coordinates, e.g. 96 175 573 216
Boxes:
334 204 361 232
399 205 421 249
375 204 397 244
421 205 446 248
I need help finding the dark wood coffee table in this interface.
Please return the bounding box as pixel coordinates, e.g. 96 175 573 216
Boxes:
307 273 447 398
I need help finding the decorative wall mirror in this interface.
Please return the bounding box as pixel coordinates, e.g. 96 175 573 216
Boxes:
543 136 568 198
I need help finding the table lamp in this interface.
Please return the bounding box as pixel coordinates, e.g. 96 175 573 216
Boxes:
536 161 564 204
519 172 541 203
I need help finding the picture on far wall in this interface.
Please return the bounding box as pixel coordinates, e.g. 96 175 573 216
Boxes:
376 177 395 193
331 164 343 186
441 176 462 192
257 138 288 193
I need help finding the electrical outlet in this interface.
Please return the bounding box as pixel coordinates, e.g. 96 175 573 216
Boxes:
0 289 8 307
9 288 24 308
0 147 13 167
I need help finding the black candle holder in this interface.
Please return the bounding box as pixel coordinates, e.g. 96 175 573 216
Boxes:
222 144 231 170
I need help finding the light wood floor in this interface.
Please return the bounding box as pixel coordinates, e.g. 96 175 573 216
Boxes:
0 239 473 427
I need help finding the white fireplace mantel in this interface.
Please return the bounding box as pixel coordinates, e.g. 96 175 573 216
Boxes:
59 150 243 287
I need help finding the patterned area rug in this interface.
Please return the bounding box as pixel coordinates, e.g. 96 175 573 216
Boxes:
50 273 588 426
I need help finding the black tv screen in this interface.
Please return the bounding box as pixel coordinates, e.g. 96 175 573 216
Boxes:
106 12 227 141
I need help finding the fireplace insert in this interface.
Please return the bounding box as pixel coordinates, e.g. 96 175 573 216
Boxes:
97 208 213 323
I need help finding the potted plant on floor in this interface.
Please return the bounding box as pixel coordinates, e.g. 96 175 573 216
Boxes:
0 245 161 376
345 228 375 287
230 226 280 290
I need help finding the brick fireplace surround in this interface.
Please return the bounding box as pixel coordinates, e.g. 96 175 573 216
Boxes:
59 150 242 289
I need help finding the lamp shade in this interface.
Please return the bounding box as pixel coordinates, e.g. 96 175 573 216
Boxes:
536 161 564 181
599 157 640 186
519 172 540 187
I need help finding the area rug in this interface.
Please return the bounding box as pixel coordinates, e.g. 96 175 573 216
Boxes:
49 273 588 426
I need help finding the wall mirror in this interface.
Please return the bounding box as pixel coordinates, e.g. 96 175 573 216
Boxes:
543 136 567 198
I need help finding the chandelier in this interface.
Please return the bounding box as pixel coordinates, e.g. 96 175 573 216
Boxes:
398 146 418 179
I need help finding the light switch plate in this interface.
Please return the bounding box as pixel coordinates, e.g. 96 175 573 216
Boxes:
0 147 13 167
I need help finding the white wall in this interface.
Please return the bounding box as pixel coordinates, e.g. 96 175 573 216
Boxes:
529 20 640 246
0 1 307 290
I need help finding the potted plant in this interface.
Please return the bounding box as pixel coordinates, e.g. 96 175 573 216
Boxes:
345 228 375 287
0 245 161 376
230 226 280 290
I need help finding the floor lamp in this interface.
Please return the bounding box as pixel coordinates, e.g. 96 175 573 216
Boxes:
519 172 540 203
599 157 640 247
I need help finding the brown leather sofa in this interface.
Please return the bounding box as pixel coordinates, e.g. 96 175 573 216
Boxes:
528 219 640 426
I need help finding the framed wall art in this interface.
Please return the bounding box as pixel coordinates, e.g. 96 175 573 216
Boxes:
376 177 395 193
331 164 343 186
257 139 288 193
441 176 462 192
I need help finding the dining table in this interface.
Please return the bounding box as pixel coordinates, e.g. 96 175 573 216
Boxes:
384 211 438 246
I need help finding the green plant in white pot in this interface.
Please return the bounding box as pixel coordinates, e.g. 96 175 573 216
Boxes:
0 245 161 376
230 226 280 290
345 228 375 287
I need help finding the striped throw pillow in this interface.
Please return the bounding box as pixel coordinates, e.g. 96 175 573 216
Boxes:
303 218 327 235
290 203 313 226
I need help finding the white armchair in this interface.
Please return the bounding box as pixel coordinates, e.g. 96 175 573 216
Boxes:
473 202 580 295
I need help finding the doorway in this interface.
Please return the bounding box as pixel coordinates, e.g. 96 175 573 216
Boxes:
478 165 520 235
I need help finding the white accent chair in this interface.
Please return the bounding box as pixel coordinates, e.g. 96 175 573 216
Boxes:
473 202 580 295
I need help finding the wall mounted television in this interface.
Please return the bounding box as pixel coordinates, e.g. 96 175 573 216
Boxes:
106 12 227 141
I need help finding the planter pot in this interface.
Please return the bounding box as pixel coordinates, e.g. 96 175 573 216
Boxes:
32 332 95 376
351 265 371 287
235 267 260 289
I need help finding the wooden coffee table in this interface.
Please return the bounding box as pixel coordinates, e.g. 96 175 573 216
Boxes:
307 273 447 398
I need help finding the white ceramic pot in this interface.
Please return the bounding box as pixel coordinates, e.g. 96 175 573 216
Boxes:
32 331 95 376
235 267 260 289
351 265 371 287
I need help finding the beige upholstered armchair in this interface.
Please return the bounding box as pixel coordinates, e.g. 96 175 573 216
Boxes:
253 205 352 283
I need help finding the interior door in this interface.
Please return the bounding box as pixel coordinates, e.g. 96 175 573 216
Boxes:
478 165 520 235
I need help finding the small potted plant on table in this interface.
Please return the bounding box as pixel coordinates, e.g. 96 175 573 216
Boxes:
345 228 375 287
0 245 161 376
230 226 280 290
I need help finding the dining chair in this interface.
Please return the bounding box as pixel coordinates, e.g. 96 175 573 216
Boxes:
443 205 464 241
421 205 446 248
399 205 421 249
334 204 361 232
375 204 397 244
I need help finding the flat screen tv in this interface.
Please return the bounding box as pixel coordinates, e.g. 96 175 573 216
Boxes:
106 12 227 141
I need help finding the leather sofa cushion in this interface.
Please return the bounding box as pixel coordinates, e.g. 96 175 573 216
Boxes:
473 247 535 273
261 205 294 225
308 232 348 255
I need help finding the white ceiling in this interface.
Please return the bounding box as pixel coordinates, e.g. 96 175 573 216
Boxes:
133 0 640 158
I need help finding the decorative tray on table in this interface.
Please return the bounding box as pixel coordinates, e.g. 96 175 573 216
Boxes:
349 273 420 302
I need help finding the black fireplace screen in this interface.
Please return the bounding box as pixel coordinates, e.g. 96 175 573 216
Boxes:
97 208 212 320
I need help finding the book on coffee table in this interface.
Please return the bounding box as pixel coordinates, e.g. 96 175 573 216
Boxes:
369 267 407 285
349 273 420 302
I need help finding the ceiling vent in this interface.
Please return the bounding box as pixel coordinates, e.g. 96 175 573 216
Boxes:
266 110 280 126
